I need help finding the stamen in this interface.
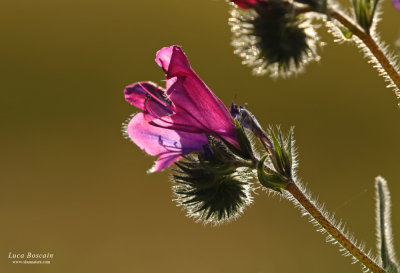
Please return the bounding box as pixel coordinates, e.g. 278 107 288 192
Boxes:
138 82 171 108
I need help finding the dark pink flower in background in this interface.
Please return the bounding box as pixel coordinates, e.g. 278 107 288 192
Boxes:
124 46 239 172
393 0 400 11
230 0 261 9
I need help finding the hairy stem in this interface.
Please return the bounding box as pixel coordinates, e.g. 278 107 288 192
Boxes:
329 9 400 91
285 181 385 273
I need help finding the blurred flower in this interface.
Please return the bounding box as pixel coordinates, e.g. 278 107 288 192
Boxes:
393 0 400 11
124 46 239 172
229 0 322 77
230 0 261 9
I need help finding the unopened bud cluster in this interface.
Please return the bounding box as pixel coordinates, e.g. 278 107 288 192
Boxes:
229 0 322 77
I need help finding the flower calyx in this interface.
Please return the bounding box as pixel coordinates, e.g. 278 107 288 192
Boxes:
172 150 253 224
257 128 295 192
215 118 255 163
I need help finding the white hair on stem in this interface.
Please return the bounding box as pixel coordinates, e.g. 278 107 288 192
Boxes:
324 5 400 101
280 178 380 272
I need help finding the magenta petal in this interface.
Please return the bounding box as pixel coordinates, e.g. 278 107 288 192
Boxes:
156 46 191 77
152 153 182 172
124 82 173 118
168 77 239 148
124 82 161 109
148 81 239 148
169 76 235 131
231 0 259 9
155 46 239 148
127 112 208 171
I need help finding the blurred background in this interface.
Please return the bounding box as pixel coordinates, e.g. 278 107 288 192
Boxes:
1 0 400 272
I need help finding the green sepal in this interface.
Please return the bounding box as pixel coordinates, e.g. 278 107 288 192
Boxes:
206 135 236 163
370 0 380 27
175 162 206 178
257 155 288 192
198 154 236 175
213 132 247 160
352 0 380 34
279 129 292 176
269 130 285 175
268 128 292 178
212 120 253 161
234 118 253 160
286 128 293 165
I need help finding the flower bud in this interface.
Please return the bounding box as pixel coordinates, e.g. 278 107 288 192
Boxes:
257 128 296 191
352 0 380 34
171 140 253 224
229 0 321 77
230 103 273 149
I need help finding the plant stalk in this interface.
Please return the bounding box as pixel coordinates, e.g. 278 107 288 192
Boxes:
329 9 400 92
285 181 385 273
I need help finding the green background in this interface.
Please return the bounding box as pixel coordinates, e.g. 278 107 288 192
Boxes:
1 0 400 272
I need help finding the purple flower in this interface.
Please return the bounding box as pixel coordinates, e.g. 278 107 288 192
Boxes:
393 0 400 11
230 0 261 9
124 46 239 172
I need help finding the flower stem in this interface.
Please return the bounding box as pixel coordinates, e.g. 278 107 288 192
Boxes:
285 181 385 273
329 9 400 92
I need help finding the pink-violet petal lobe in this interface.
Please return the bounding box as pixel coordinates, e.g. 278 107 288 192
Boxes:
156 46 191 78
124 82 173 118
127 112 208 172
152 152 183 173
124 82 163 109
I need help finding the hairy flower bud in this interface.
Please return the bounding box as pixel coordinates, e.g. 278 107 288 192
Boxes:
229 1 322 77
352 0 380 34
171 137 253 225
257 127 296 191
172 157 253 225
